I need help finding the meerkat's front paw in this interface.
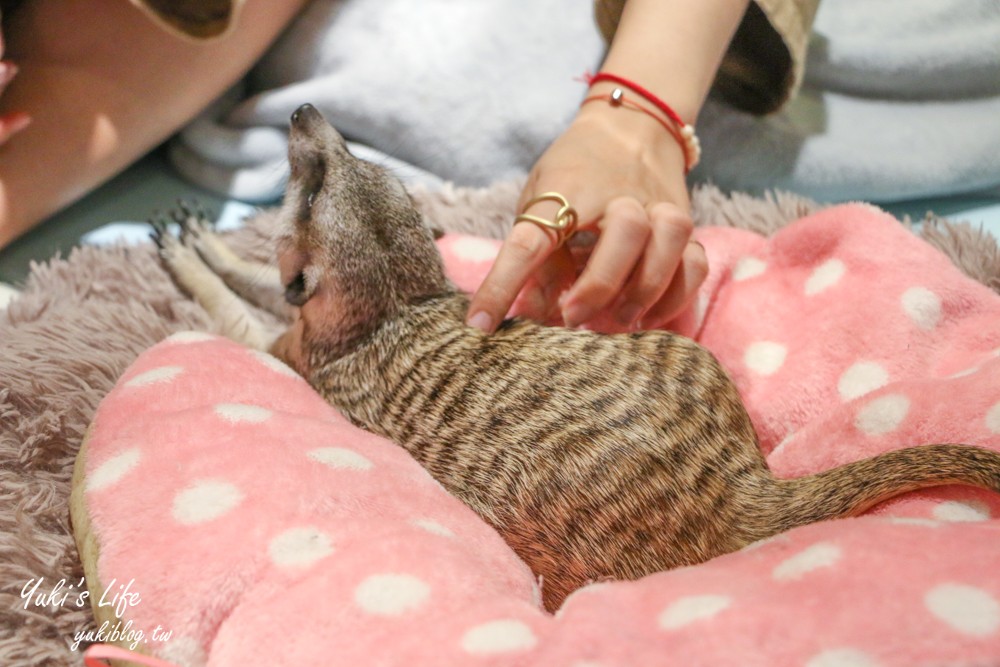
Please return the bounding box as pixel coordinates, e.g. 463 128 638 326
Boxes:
171 203 248 275
150 209 213 288
173 203 215 242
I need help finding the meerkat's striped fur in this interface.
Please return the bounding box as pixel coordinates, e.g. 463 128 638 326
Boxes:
156 105 1000 611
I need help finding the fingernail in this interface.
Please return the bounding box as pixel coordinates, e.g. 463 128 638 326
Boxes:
466 310 492 332
616 302 644 326
562 302 591 328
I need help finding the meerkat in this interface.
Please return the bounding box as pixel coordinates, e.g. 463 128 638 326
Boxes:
153 104 1000 611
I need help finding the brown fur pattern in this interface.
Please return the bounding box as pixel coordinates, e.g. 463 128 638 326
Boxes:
157 105 1000 611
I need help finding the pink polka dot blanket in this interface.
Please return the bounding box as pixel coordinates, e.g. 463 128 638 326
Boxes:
72 204 1000 666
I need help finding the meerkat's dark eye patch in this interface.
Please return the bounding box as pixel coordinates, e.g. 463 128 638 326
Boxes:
293 155 326 224
284 271 309 306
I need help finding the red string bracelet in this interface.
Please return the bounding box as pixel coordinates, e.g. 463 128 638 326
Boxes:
586 72 686 127
580 91 689 170
583 71 701 171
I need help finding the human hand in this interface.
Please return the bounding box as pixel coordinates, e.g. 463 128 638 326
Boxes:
0 20 31 146
465 100 708 332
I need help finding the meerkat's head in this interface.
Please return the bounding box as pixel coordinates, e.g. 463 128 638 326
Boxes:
277 104 449 351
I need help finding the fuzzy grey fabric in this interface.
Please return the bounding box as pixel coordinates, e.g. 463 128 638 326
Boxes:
170 0 1000 204
1 184 998 665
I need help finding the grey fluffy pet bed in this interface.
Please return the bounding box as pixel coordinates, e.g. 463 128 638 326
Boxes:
1 183 998 666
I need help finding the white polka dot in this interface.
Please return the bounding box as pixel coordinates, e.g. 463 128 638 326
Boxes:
884 517 941 527
172 480 244 525
925 584 1000 636
164 331 216 344
125 365 183 388
986 401 1000 434
933 500 991 522
214 403 273 423
855 394 910 435
411 518 454 538
770 432 796 457
250 350 299 378
658 595 731 630
354 574 430 616
901 287 942 331
461 619 537 655
87 448 142 492
158 636 206 666
772 542 841 581
450 237 499 263
806 648 879 667
947 366 980 379
805 259 846 296
556 582 610 617
269 527 333 568
744 341 787 376
307 447 373 471
732 257 767 281
838 362 889 401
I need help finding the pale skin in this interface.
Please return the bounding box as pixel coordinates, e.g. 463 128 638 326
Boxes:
0 0 309 248
0 17 30 146
2 0 749 327
467 0 752 332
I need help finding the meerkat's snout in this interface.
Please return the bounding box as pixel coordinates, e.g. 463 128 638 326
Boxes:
278 104 341 308
290 103 326 137
288 103 349 157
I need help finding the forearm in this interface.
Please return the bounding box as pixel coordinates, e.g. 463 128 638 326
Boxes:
595 0 751 123
0 0 307 248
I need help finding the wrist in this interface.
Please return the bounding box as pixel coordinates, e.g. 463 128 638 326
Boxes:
570 102 691 209
578 82 689 167
582 77 701 172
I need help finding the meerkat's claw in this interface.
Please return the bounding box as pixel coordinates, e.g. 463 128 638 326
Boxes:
186 215 215 238
169 200 216 245
156 223 208 279
179 198 213 221
148 212 174 249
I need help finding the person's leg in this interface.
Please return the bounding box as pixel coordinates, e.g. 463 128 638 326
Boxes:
0 0 309 248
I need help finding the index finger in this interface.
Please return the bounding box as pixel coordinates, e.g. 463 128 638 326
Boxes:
466 221 556 332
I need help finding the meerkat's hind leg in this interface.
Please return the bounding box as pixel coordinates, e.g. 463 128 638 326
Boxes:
151 214 274 351
171 203 292 319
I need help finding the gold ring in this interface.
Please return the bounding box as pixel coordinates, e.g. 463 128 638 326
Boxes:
513 192 578 248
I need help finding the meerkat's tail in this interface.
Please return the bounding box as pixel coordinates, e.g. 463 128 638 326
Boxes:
774 444 1000 530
